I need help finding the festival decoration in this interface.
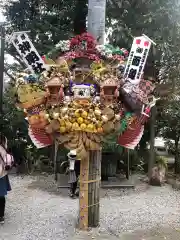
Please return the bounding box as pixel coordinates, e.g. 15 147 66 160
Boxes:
13 32 158 230
11 32 48 74
124 34 156 85
14 33 157 156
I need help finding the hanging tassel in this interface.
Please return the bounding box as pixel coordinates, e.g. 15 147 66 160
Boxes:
59 84 65 102
114 86 120 99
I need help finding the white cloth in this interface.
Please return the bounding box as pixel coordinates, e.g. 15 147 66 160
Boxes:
0 145 14 178
0 145 7 178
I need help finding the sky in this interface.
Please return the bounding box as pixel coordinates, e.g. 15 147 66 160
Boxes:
0 11 6 22
0 10 16 65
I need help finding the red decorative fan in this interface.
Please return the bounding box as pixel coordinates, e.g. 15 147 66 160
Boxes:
28 127 53 148
118 113 148 149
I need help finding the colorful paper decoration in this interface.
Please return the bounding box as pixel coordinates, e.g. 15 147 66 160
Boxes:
13 33 158 157
28 126 53 148
12 32 160 232
117 110 149 148
123 35 155 85
12 33 48 74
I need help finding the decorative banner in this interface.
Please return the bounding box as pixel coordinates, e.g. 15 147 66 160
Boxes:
12 32 48 74
123 35 156 85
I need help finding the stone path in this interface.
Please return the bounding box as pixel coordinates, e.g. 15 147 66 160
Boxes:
73 227 180 239
1 175 180 240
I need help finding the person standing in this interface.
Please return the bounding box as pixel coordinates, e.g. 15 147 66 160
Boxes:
0 134 13 224
67 150 80 198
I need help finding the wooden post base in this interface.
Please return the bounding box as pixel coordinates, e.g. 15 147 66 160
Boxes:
79 154 89 230
88 150 101 227
79 150 101 230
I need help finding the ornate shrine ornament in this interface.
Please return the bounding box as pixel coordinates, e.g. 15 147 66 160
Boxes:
14 32 157 159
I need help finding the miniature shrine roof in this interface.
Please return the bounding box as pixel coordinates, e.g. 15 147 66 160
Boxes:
101 76 119 87
46 76 63 86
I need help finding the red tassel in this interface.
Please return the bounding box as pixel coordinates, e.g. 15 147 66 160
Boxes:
59 85 64 102
114 87 119 98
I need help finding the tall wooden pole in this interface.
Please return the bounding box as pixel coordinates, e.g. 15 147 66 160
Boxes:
87 0 106 228
148 106 156 178
54 140 58 181
78 0 106 230
0 25 5 114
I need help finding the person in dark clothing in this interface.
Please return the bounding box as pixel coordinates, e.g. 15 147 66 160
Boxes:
0 175 11 224
67 150 80 198
0 134 12 224
70 160 80 197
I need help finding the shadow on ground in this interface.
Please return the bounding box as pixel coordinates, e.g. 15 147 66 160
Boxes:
27 174 70 197
27 174 150 199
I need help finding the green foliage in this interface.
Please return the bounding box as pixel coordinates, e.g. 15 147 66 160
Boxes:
2 0 87 57
157 99 180 173
102 142 123 155
0 81 28 148
107 0 180 83
158 100 180 142
156 156 168 170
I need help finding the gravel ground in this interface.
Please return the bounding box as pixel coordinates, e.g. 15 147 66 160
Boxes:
1 175 180 240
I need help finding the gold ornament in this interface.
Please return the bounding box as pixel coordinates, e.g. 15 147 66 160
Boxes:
72 122 79 130
77 117 84 124
59 119 66 126
61 107 68 114
44 114 50 119
75 110 81 118
92 118 97 123
84 119 90 125
53 112 60 119
87 123 94 132
59 126 66 133
80 123 87 130
94 109 101 116
97 127 103 133
102 115 108 122
65 121 72 130
81 111 88 119
115 114 121 121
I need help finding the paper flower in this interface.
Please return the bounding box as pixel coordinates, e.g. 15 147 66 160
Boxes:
55 40 70 52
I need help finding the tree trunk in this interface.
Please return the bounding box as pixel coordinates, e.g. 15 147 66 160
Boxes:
78 0 106 230
148 106 156 178
73 0 88 35
0 25 5 114
88 0 106 44
54 141 59 181
174 137 180 174
101 152 118 180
